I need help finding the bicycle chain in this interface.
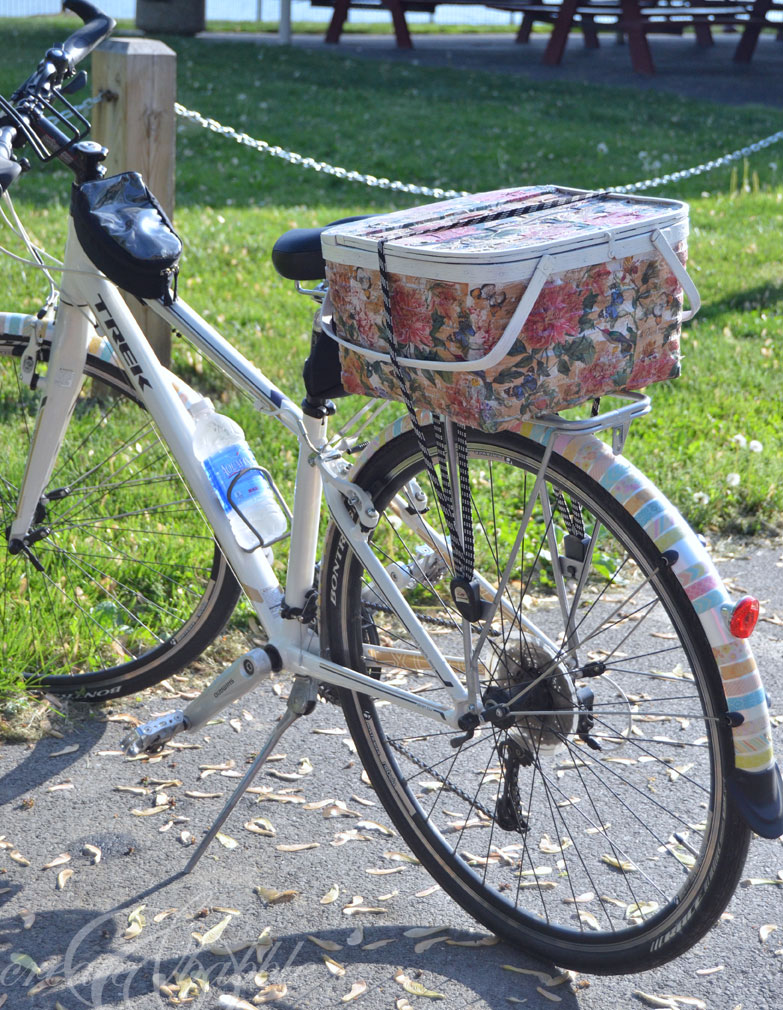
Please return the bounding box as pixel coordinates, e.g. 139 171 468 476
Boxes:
388 737 497 821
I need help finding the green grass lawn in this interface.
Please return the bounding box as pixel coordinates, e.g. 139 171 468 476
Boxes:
0 17 781 698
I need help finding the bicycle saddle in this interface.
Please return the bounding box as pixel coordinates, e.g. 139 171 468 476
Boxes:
272 216 371 282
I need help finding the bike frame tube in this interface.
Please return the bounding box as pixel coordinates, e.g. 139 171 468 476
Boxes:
9 225 91 543
10 235 468 729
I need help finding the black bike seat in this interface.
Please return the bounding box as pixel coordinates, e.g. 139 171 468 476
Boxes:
271 215 371 282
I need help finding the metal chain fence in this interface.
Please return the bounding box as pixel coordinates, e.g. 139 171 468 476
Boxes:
78 93 783 199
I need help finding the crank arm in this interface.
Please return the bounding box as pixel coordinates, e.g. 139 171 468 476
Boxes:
121 645 280 756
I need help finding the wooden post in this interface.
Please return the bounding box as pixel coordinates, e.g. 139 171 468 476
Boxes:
91 39 177 366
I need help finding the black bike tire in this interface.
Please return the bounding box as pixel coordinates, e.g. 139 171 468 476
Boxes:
321 425 750 974
0 336 241 701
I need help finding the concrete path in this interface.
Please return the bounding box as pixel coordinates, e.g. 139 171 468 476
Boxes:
1 540 781 1009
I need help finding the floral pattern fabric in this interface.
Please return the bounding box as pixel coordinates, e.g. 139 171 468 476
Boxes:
328 248 685 433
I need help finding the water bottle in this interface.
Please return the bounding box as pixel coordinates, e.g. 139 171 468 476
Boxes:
190 397 287 550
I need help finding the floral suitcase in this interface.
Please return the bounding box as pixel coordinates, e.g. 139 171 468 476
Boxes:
320 186 699 432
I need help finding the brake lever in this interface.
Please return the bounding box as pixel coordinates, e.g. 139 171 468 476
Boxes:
62 71 88 96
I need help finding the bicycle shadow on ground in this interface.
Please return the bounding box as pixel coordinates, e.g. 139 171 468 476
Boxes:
0 902 579 1010
0 707 109 807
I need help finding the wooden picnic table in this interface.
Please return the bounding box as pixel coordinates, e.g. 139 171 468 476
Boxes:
321 0 780 73
542 0 778 74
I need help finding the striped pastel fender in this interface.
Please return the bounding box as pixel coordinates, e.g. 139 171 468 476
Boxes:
352 412 777 786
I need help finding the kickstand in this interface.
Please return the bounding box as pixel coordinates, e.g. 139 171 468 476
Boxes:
185 676 318 873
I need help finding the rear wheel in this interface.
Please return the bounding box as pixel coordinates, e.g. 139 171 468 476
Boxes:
0 335 240 700
322 425 749 973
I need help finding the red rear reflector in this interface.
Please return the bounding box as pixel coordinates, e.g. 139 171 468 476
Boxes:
729 596 759 639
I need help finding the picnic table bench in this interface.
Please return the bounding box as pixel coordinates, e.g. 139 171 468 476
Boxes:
316 0 782 73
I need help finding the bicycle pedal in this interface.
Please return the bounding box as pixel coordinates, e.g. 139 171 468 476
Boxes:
121 710 186 757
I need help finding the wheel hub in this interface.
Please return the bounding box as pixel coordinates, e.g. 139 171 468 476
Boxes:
489 637 577 756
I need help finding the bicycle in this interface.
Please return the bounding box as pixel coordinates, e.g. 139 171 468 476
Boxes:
1 0 781 976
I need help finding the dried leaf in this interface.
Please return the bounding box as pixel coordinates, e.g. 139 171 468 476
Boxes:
244 818 275 837
323 801 361 819
131 804 171 817
123 905 146 940
415 885 440 898
346 926 364 946
320 884 340 905
9 953 41 976
536 986 562 1003
562 892 594 905
153 908 178 923
415 936 449 953
18 909 35 929
9 850 31 866
255 886 297 905
47 782 75 793
760 924 779 943
83 844 102 864
267 770 304 782
276 842 319 852
198 914 233 947
741 876 783 887
632 993 679 1009
539 835 573 854
332 830 372 846
362 938 396 950
502 967 556 984
356 819 395 836
217 997 256 1010
254 983 287 1004
393 971 444 999
577 910 600 931
27 976 64 996
342 981 367 1002
256 791 305 805
366 866 406 876
601 854 637 873
49 744 79 757
446 935 498 947
695 966 724 976
307 935 343 952
404 926 448 938
43 852 72 870
383 851 419 864
199 761 235 772
184 791 222 799
115 785 149 795
216 832 239 850
626 901 659 921
322 955 346 977
57 868 74 890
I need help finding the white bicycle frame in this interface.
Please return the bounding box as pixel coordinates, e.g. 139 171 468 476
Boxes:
12 219 475 730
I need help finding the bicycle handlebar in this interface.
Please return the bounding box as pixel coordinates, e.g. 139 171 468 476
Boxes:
61 1 116 73
0 1 115 195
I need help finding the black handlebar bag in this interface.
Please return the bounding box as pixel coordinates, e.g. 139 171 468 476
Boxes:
71 171 182 301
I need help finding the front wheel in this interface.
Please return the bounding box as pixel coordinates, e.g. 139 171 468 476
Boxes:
321 425 749 974
0 335 241 701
